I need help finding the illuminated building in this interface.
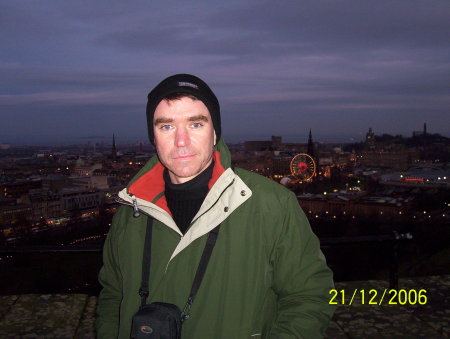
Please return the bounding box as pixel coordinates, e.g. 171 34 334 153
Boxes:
61 188 102 212
1 179 42 199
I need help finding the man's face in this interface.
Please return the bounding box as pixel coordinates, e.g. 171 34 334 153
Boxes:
153 96 216 184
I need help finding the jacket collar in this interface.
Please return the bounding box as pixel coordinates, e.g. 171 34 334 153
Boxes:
125 138 230 212
117 139 253 262
127 150 225 215
118 138 233 226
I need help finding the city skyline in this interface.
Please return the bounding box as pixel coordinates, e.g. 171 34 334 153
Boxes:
0 124 439 147
1 1 449 145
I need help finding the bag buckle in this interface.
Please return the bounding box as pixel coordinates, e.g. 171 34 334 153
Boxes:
139 288 149 298
181 297 193 322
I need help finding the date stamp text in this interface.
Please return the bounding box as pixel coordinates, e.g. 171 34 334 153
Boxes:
329 289 427 305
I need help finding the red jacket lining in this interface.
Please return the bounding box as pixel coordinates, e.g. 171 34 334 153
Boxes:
128 151 225 215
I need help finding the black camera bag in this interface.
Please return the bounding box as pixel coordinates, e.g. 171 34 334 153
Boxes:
131 302 182 338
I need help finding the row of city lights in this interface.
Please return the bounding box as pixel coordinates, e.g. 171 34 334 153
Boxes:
400 174 447 180
0 255 13 261
69 234 105 245
307 210 446 218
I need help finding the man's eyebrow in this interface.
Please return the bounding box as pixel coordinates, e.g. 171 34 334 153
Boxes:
154 117 173 125
188 115 209 122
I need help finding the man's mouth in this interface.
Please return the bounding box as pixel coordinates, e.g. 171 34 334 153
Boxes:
174 154 195 160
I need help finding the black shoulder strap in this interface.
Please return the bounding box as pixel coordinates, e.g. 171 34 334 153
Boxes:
139 217 153 308
138 218 221 318
181 226 220 321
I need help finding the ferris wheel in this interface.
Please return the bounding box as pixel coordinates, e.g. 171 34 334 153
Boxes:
290 153 316 181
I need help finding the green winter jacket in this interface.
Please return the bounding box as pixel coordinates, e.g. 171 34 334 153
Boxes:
96 139 335 339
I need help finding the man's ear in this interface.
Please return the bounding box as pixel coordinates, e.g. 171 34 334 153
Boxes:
214 131 217 146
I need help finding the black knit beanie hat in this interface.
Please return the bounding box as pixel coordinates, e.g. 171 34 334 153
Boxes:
146 74 221 145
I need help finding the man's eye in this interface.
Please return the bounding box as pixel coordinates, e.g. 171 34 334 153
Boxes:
191 123 203 128
160 125 172 131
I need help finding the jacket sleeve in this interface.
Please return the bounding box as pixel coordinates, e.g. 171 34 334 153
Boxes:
96 208 124 338
268 192 336 339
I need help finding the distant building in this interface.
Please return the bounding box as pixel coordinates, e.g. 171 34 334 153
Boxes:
27 191 63 222
413 123 427 137
307 129 315 158
0 204 33 239
0 197 16 207
359 127 421 170
42 175 72 192
380 166 449 188
245 136 306 152
72 162 102 176
61 188 102 212
272 155 292 177
71 175 113 190
360 151 410 170
244 140 272 152
1 179 42 199
111 134 118 160
232 154 271 176
365 128 375 150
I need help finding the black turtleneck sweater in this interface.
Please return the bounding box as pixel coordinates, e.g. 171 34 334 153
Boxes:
164 161 214 234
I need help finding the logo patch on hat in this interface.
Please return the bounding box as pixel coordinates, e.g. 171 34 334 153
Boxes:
177 81 199 89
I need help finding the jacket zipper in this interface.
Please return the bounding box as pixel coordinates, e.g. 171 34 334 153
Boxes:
115 193 141 218
130 194 140 217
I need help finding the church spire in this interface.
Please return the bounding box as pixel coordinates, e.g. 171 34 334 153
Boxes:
112 133 117 159
307 128 315 157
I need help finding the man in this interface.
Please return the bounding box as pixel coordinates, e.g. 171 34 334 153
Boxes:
96 74 335 338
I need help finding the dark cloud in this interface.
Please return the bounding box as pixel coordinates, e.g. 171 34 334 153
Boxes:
0 0 448 145
97 1 449 58
0 65 149 93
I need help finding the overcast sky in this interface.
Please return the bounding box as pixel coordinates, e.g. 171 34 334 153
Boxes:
1 0 449 145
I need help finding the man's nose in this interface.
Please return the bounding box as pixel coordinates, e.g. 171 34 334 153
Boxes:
175 127 191 147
